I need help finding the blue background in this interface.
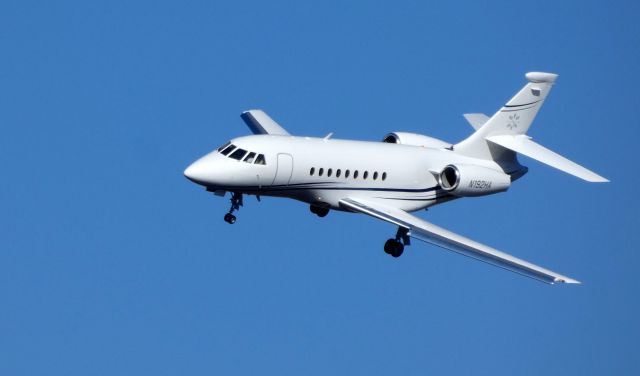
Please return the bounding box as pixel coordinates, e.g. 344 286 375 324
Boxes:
1 1 638 374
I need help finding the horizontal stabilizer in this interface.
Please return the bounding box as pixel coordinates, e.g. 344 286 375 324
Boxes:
463 113 489 130
240 110 290 136
487 135 608 182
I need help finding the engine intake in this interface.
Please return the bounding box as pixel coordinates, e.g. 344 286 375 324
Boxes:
438 164 511 197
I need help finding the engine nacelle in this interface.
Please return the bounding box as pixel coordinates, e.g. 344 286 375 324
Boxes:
438 164 511 197
382 132 450 149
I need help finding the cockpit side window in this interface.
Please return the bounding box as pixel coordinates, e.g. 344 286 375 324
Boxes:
217 142 231 152
254 154 266 165
220 144 236 156
243 152 256 163
229 148 248 160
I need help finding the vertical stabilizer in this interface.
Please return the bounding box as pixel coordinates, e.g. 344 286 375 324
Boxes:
455 72 557 161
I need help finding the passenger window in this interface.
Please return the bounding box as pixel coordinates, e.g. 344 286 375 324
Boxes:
373 172 378 180
363 171 368 179
319 168 324 176
310 167 315 176
243 152 256 163
217 142 231 152
254 154 266 165
382 172 387 181
229 148 248 160
328 168 332 177
354 170 359 179
345 170 350 178
221 144 236 156
336 169 341 178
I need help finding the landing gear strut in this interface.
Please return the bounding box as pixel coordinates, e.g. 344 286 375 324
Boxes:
384 227 410 258
224 192 243 224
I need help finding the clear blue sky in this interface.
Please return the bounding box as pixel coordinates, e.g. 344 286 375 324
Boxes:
1 1 638 374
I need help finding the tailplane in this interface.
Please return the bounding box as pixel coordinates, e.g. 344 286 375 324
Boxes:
454 72 608 182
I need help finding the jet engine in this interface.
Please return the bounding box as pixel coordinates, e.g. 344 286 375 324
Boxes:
382 132 450 149
438 164 511 197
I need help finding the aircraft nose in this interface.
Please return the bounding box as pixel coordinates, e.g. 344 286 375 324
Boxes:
184 158 210 185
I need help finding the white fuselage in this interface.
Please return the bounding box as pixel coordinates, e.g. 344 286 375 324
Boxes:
184 135 510 212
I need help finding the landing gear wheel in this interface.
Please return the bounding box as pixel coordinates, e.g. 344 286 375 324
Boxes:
310 205 330 218
384 239 404 257
223 192 242 224
391 242 404 258
384 239 396 255
224 213 236 224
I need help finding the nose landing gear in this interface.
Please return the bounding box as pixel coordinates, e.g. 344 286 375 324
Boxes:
224 192 243 224
384 227 410 258
224 213 236 224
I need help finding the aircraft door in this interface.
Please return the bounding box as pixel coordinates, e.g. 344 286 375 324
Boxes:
272 153 293 185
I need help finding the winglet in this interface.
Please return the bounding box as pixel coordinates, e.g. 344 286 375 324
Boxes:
240 110 290 136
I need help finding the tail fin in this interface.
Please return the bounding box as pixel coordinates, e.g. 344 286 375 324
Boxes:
455 72 608 182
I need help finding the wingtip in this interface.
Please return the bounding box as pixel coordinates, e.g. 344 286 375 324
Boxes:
554 277 581 284
585 175 609 183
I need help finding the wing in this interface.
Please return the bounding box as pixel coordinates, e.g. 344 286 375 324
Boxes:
339 197 579 284
240 109 290 136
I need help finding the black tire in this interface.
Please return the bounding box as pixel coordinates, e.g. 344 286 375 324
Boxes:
391 242 404 258
384 239 396 254
317 208 329 217
228 214 236 224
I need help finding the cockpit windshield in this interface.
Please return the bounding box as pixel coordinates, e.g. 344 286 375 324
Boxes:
217 142 266 165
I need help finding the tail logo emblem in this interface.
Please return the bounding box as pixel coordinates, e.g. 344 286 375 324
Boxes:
507 113 520 130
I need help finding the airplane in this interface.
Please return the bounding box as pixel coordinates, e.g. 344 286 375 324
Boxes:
184 72 608 284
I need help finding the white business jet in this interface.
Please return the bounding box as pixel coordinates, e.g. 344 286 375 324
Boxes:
184 72 608 284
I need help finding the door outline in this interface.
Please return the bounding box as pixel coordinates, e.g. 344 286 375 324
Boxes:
272 153 293 185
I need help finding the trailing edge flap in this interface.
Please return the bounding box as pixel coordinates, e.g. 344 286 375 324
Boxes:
338 197 579 284
240 110 290 136
486 135 608 182
463 113 489 130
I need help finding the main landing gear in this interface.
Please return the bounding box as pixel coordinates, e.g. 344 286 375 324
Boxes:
310 204 330 217
384 227 410 258
223 192 243 224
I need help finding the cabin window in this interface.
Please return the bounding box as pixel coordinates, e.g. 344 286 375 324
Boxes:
221 144 236 156
327 168 332 177
336 169 341 178
254 154 266 165
373 172 378 180
345 170 350 178
229 148 248 160
363 171 368 179
310 167 315 176
319 168 324 176
382 172 387 181
354 170 359 179
243 152 256 163
217 142 231 152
